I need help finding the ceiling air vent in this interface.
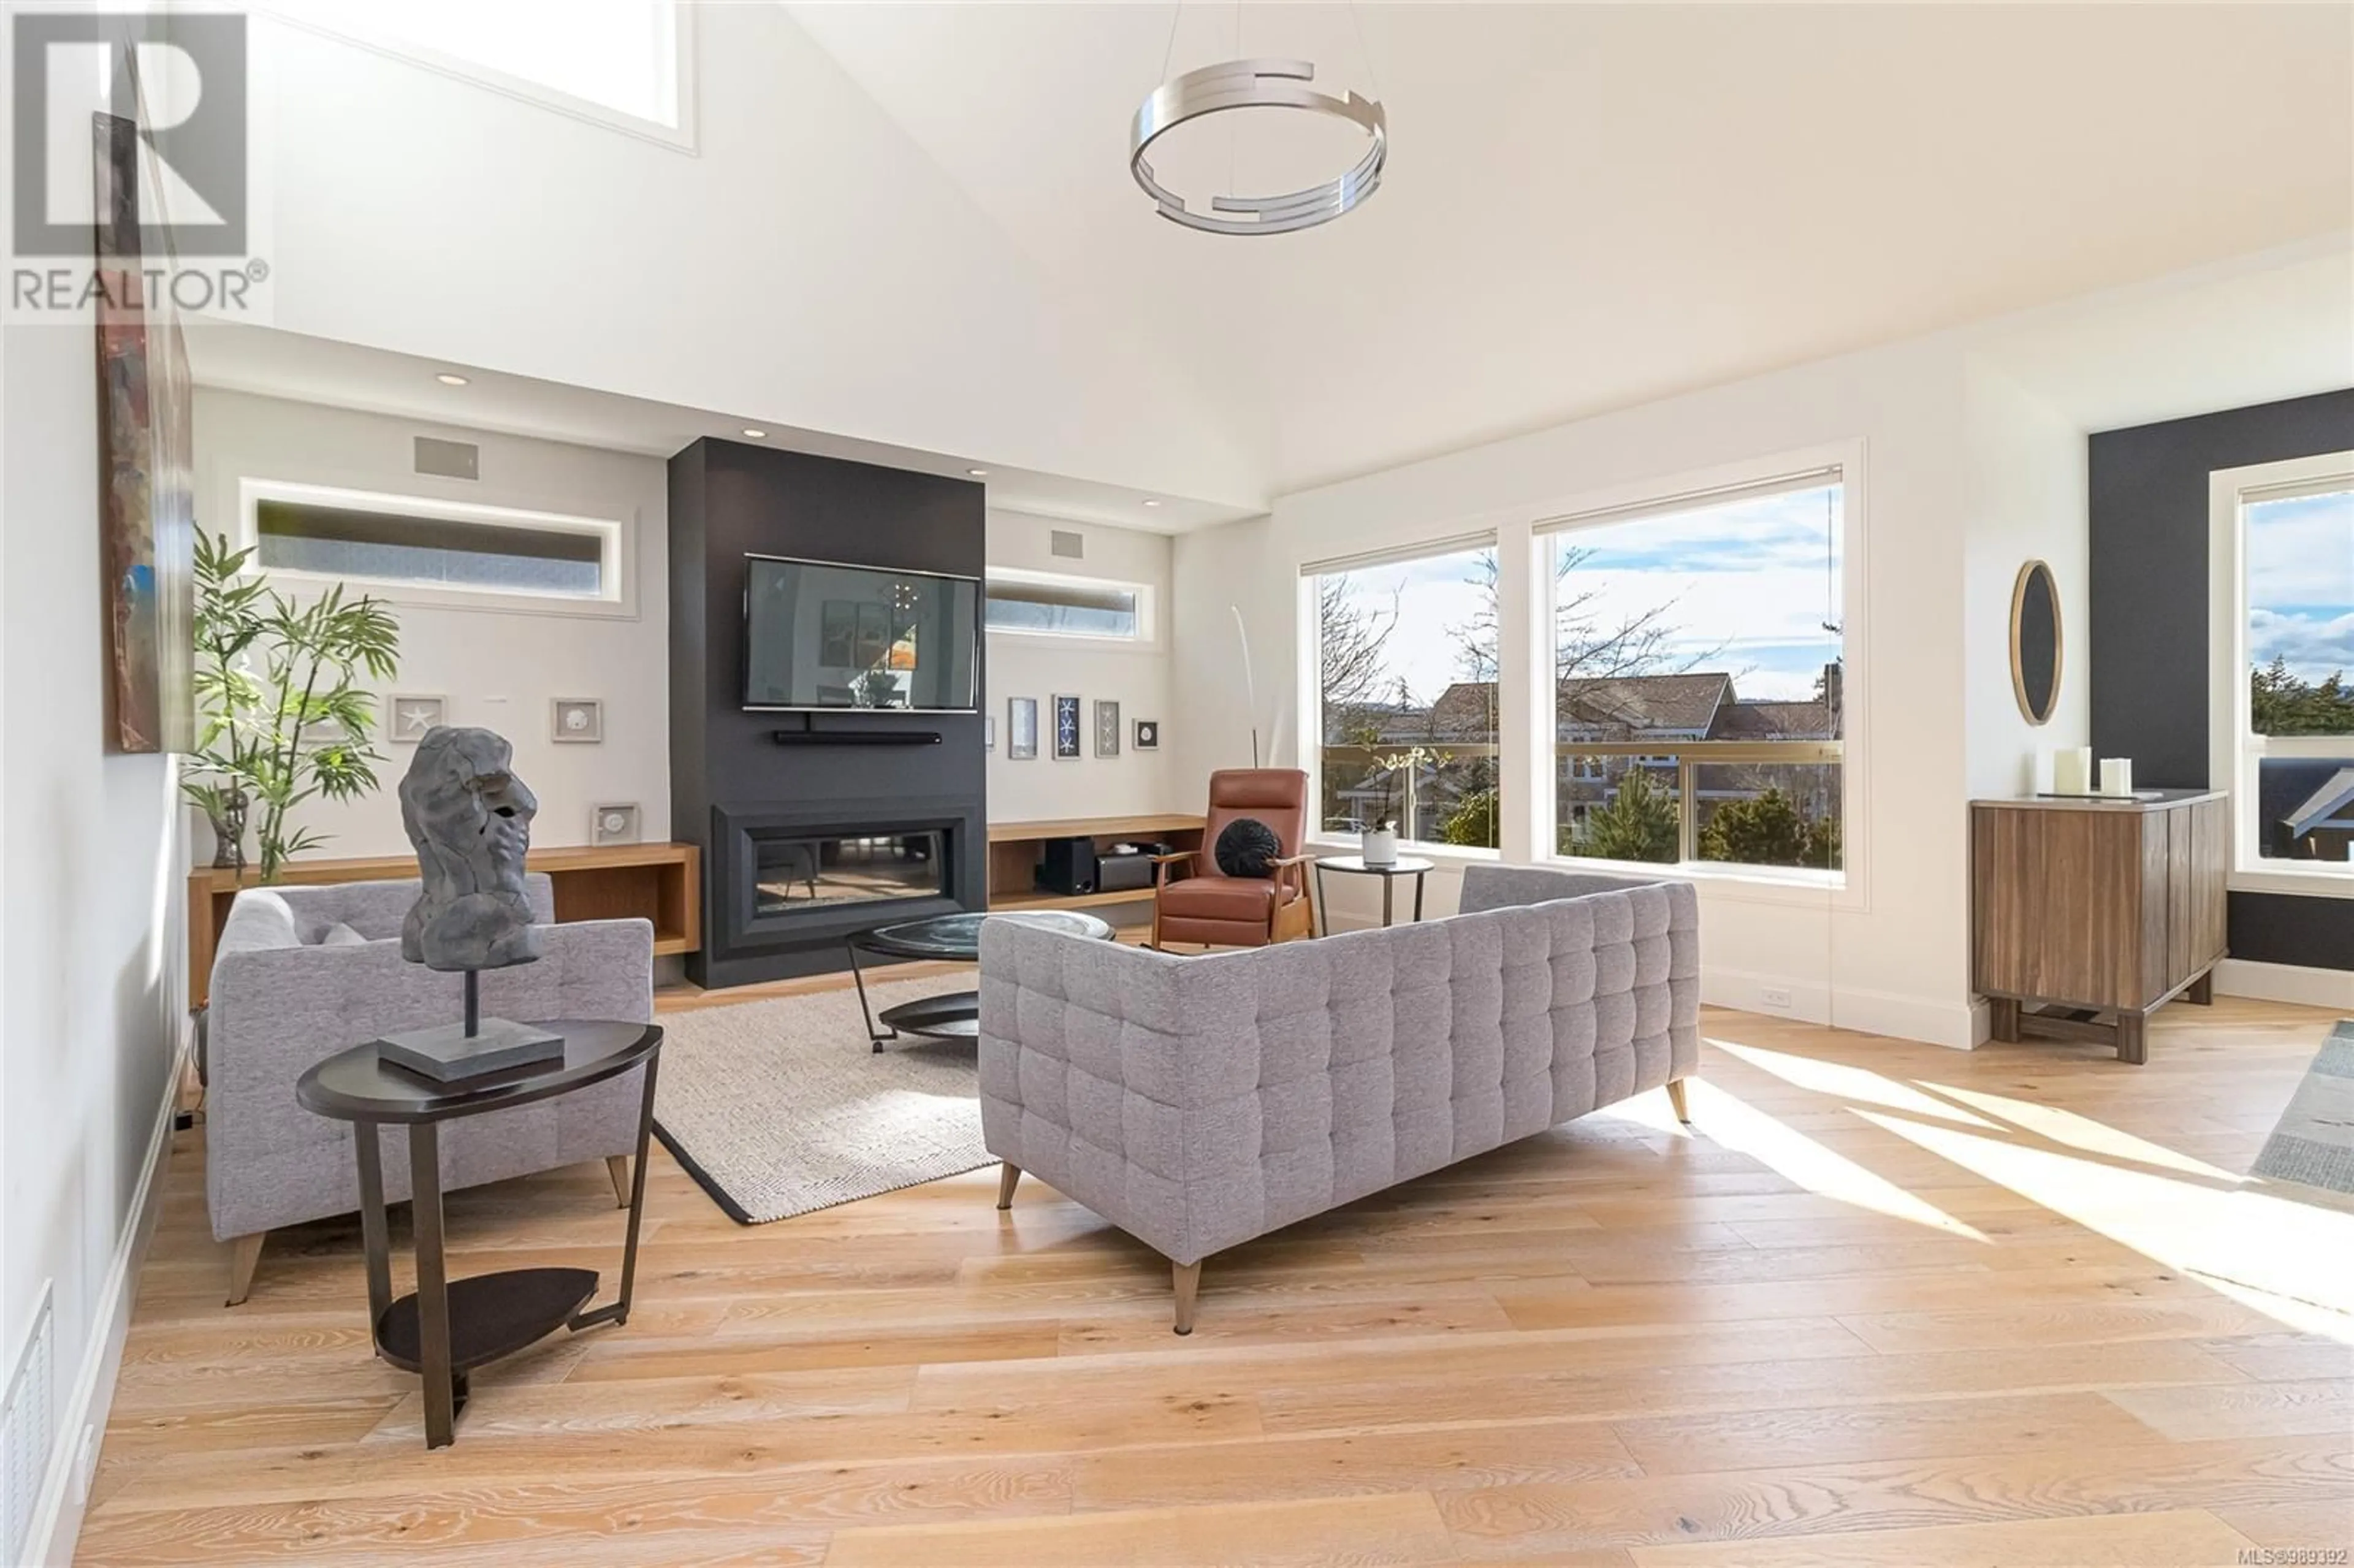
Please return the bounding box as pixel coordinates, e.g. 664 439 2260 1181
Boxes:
1049 530 1084 560
414 436 480 481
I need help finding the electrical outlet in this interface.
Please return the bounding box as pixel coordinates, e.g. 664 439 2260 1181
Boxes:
1759 986 1794 1010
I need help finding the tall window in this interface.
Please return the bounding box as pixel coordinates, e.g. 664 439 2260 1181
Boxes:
1545 473 1844 874
1309 540 1501 848
2221 455 2354 888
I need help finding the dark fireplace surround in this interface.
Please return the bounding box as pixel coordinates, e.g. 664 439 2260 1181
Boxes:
670 439 988 988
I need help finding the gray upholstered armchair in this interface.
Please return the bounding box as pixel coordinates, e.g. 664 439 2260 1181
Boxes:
204 875 652 1304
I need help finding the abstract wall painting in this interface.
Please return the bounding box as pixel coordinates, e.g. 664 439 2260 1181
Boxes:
94 109 196 755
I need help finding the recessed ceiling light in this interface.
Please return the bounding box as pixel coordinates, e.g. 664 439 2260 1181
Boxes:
435 372 469 386
741 427 768 439
1142 499 1162 508
967 468 989 478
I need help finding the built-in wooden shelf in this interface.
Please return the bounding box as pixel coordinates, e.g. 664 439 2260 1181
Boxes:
988 887 1159 914
985 815 1204 915
188 842 701 1007
985 813 1206 844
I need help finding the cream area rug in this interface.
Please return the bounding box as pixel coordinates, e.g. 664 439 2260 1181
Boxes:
652 975 992 1224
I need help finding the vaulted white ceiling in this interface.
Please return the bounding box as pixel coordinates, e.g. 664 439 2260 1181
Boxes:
218 4 2351 519
790 1 2354 493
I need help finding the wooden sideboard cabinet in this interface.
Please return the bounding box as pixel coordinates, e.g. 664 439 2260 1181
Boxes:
1969 791 2228 1064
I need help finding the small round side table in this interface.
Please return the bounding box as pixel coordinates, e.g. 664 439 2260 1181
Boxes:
295 1020 661 1449
1312 854 1437 935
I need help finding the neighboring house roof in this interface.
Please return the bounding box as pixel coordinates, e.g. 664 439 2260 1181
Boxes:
1347 669 1840 744
1428 682 1504 736
1561 672 1732 734
1321 699 1421 743
2286 768 2354 839
1710 698 1838 740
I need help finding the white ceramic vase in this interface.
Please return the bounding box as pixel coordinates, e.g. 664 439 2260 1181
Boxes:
1362 828 1400 867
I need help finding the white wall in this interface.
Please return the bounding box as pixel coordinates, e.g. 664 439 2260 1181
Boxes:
243 4 1262 508
2 324 186 1563
983 510 1183 824
1177 335 1979 1047
1960 359 2091 801
191 390 671 859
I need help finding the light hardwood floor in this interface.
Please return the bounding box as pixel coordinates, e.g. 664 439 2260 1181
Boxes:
77 992 2354 1566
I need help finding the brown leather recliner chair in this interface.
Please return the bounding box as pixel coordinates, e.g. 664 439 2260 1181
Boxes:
1151 769 1317 949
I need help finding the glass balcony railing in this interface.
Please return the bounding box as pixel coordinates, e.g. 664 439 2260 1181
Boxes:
1317 739 1842 872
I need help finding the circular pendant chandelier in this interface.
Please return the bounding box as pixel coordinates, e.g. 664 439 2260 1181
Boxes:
1129 56 1387 237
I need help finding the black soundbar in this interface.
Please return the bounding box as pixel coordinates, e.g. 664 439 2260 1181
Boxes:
771 729 942 747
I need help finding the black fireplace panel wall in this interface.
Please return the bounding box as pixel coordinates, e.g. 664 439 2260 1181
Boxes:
2088 389 2354 972
669 438 987 987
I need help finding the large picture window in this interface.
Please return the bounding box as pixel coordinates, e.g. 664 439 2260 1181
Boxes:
1308 540 1501 849
2214 452 2354 892
1544 471 1845 875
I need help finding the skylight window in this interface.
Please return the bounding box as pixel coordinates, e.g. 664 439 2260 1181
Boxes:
278 0 687 134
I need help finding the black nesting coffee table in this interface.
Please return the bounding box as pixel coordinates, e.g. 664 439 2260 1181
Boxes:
294 1020 660 1449
847 910 1114 1051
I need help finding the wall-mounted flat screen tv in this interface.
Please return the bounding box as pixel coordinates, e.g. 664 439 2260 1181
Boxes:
744 555 980 712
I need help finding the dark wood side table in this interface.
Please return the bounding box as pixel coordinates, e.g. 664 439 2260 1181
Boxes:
1970 791 2227 1064
1312 855 1437 936
294 1020 661 1448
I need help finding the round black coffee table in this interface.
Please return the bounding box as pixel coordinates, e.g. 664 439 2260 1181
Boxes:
847 910 1114 1051
294 1020 660 1450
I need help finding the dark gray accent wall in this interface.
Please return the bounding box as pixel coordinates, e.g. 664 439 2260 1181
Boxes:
2088 388 2354 969
669 438 987 988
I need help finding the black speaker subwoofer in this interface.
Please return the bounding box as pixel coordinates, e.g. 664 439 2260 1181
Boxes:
1035 836 1099 896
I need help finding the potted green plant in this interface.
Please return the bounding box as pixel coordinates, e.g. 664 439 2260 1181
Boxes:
183 531 402 881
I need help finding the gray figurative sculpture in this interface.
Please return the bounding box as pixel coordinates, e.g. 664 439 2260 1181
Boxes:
398 726 543 972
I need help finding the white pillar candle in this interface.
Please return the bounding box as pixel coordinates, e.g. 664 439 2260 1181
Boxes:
2052 747 2092 796
2100 757 2134 797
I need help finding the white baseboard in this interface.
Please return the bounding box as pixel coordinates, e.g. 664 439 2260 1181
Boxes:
2214 957 2354 1011
1699 966 1979 1050
26 1035 187 1567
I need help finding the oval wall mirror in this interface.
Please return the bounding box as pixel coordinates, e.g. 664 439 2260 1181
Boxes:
2011 560 2062 725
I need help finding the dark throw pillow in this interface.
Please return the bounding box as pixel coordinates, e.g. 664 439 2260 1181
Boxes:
1214 817 1281 878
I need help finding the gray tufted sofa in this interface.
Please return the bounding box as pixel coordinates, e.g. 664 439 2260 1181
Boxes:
978 862 1699 1331
205 875 652 1304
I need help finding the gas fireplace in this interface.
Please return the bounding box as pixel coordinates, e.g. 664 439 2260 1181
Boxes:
704 797 980 983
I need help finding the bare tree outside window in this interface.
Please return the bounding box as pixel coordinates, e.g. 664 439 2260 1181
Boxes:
1311 546 1498 845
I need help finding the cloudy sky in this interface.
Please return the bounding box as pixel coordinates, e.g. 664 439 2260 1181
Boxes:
2246 488 2354 683
1324 484 1843 710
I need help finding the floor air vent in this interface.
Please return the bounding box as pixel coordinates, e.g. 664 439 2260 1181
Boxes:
3 1283 54 1564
